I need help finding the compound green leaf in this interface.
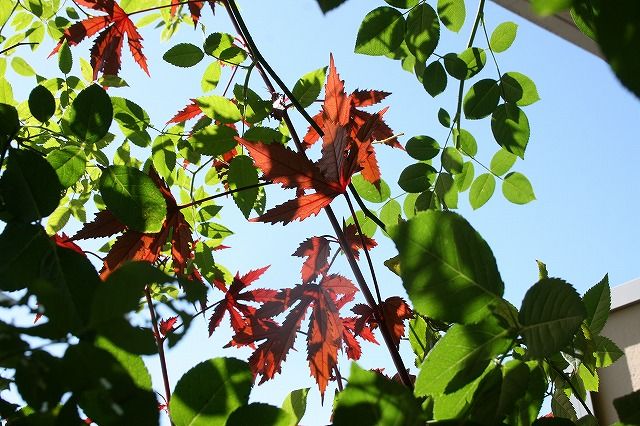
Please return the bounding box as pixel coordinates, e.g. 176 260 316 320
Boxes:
406 135 440 160
398 162 437 193
502 172 535 204
333 363 424 425
163 43 204 68
469 173 495 210
170 358 252 426
355 7 405 56
490 148 517 176
203 32 247 65
228 155 259 218
422 60 447 97
405 3 440 62
501 72 540 106
66 84 112 144
444 48 486 80
46 145 86 188
463 79 500 120
292 67 327 108
437 0 465 32
390 211 505 323
491 103 530 159
28 85 55 123
99 165 167 233
490 22 518 53
519 278 586 358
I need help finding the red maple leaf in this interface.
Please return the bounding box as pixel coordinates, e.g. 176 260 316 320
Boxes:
70 168 199 280
50 0 149 80
52 233 86 256
343 223 377 260
208 266 277 337
292 236 330 284
166 99 204 124
159 316 178 337
341 316 378 360
352 296 413 348
169 0 215 27
238 55 364 224
240 273 357 397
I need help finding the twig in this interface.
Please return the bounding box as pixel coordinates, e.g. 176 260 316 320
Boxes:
178 180 272 209
0 42 38 56
145 287 172 411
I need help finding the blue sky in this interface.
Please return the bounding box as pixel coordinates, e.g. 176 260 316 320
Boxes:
3 0 640 424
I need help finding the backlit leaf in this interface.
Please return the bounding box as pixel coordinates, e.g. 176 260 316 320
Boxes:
582 274 610 334
444 48 486 80
502 172 535 204
163 43 203 68
227 403 292 426
66 84 113 144
228 155 259 218
469 173 495 209
398 162 436 193
354 7 405 56
437 0 465 32
197 95 242 124
28 85 55 123
501 72 540 106
422 60 447 97
46 145 86 188
491 103 530 158
352 174 390 203
463 79 500 119
405 3 440 62
406 135 440 160
292 67 327 108
490 22 518 53
490 148 517 176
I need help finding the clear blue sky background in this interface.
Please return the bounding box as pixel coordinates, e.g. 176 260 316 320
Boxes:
3 0 640 424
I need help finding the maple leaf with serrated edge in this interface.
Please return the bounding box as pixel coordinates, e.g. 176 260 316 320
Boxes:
343 223 377 260
170 0 215 27
159 316 178 337
352 296 413 348
292 236 331 284
237 55 363 224
166 99 203 124
240 273 357 397
341 316 378 360
50 0 148 80
208 266 277 337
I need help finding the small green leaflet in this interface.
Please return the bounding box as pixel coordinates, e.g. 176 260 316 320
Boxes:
99 165 167 233
197 95 242 124
190 125 238 156
152 134 177 180
454 161 474 192
228 155 259 218
405 3 440 62
58 39 72 73
463 79 500 120
437 0 466 33
227 403 292 426
491 103 530 158
469 173 495 209
46 145 87 188
422 61 447 97
354 7 405 56
405 135 440 160
454 128 477 156
398 162 436 193
582 274 610 334
502 172 535 204
291 67 327 108
379 199 402 228
444 48 486 80
11 57 35 76
490 148 517 176
501 72 540 106
441 147 463 174
65 84 113 144
163 43 204 68
384 0 419 7
203 32 247 65
352 174 390 203
490 22 518 53
201 61 221 92
28 85 55 122
281 388 309 426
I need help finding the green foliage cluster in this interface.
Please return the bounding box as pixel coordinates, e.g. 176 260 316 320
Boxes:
0 0 639 425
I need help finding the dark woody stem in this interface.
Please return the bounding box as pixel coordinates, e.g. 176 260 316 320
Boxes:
177 181 272 210
144 287 172 411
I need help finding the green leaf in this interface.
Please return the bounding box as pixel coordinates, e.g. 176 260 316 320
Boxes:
0 148 61 222
437 0 465 32
170 358 252 426
614 390 640 425
537 260 549 280
354 7 405 56
58 39 72 73
345 210 377 237
152 134 176 180
508 361 546 425
233 84 272 124
0 223 53 291
444 48 486 80
163 43 204 67
454 128 477 156
490 148 517 176
463 79 500 120
292 67 327 108
405 3 440 62
441 147 463 174
415 320 513 397
99 165 167 233
491 103 530 158
384 0 419 7
497 360 531 419
281 388 309 426
502 172 535 204
315 0 348 12
406 135 440 160
66 84 113 144
519 278 586 358
434 172 458 208
111 97 150 143
227 403 292 426
551 388 577 421
490 22 518 53
352 174 390 203
390 211 505 323
531 0 572 16
469 173 495 210
201 61 221 92
46 145 86 188
0 103 19 137
96 336 152 390
10 56 35 76
398 162 437 193
582 274 610 334
333 364 424 425
98 75 129 88
190 125 238 156
203 32 247 65
408 315 434 366
14 350 65 410
454 161 474 192
197 95 242 124
228 155 259 218
593 335 623 368
422 60 447 97
243 126 288 144
28 85 55 123
501 72 540 106
380 199 402 228
438 108 451 127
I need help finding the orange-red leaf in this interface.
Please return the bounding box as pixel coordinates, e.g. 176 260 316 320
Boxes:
69 210 126 241
351 89 391 107
323 54 351 126
251 192 336 225
343 223 377 260
292 236 331 284
170 0 214 27
159 316 178 336
166 99 203 124
101 230 166 279
51 0 148 80
52 233 85 256
381 296 413 348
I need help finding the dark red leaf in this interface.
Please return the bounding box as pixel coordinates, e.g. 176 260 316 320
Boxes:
351 89 391 107
159 316 178 336
166 99 203 124
343 223 377 260
69 210 126 241
52 233 86 256
292 236 331 284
